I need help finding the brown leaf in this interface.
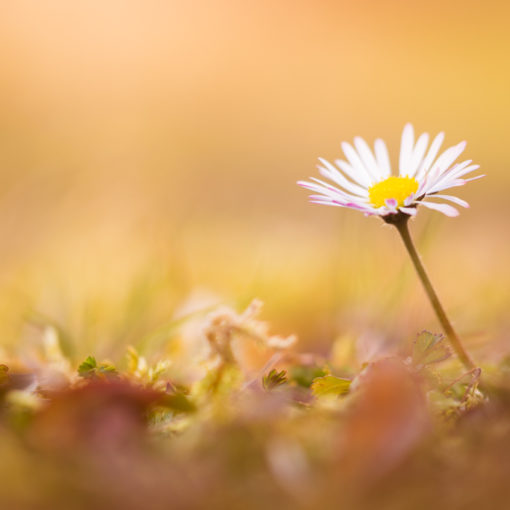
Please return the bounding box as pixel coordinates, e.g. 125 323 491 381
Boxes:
339 358 430 483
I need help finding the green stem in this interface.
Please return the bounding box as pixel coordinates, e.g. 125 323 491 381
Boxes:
392 216 476 371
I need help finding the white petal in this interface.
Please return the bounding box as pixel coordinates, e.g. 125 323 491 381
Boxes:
308 192 365 206
431 160 471 185
309 197 376 213
429 141 466 176
399 123 415 175
443 164 479 181
309 199 343 208
308 177 367 203
415 132 444 180
420 201 459 217
416 175 429 196
317 161 368 197
463 174 485 183
299 179 347 197
426 164 479 193
426 174 480 194
431 174 484 192
406 133 429 177
374 139 391 178
399 207 417 216
426 194 469 208
420 165 443 192
298 180 348 200
334 159 371 187
341 142 375 185
426 180 465 193
446 159 472 174
354 136 382 180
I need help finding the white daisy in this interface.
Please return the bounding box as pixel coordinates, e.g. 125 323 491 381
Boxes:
298 123 484 218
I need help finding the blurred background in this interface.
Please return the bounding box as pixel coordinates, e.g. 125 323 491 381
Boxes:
0 0 508 361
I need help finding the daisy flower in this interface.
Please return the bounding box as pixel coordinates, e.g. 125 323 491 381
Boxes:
298 123 483 218
298 123 483 371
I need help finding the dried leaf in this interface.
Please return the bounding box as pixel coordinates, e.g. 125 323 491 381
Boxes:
0 364 9 387
412 331 451 367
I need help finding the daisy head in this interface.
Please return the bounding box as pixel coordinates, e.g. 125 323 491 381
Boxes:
298 123 483 219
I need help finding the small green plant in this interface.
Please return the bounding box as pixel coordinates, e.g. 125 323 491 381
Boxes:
77 356 119 380
262 369 287 390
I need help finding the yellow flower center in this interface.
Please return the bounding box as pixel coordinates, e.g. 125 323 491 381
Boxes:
368 176 418 208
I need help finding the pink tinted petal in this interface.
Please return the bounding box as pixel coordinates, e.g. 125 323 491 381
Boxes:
404 193 415 206
309 200 341 207
330 200 377 214
385 198 398 209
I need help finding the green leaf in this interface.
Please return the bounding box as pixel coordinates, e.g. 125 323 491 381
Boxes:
412 331 451 367
97 363 119 378
311 375 351 398
78 356 97 378
262 369 287 390
290 365 329 388
78 356 118 380
161 392 196 413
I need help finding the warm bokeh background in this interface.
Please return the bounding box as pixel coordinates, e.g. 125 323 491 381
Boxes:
0 0 508 361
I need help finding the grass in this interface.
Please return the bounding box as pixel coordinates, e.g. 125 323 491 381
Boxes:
2 295 510 510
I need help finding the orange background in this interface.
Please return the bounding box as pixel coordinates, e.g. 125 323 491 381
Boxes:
0 1 508 359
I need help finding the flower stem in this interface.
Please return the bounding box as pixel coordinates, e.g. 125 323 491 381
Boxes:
392 215 476 371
